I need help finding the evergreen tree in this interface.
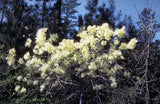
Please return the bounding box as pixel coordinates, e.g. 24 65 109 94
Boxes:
98 0 117 28
137 8 160 43
84 0 98 27
84 0 120 29
78 15 83 29
51 0 62 35
0 0 8 25
61 0 80 38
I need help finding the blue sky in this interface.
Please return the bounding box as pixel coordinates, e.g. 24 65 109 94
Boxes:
16 0 160 41
115 0 160 41
77 0 160 21
77 0 160 41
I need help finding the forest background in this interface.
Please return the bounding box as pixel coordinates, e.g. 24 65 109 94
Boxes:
0 0 160 104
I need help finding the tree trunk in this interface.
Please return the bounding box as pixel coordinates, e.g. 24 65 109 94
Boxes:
53 0 62 34
42 0 46 27
0 0 6 25
145 40 150 104
12 0 16 31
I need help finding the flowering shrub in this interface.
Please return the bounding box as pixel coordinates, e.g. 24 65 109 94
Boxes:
6 23 137 93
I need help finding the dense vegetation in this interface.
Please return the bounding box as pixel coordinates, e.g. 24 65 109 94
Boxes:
0 0 160 104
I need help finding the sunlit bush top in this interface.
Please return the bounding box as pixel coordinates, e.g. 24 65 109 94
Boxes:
6 23 137 92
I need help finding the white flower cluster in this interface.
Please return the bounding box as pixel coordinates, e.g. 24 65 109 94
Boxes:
93 84 104 90
25 38 32 47
36 28 47 44
110 76 117 88
6 48 16 66
15 85 26 93
8 23 138 92
119 38 138 50
114 26 126 38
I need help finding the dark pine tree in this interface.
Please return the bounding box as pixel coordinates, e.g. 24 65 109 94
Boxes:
61 0 80 38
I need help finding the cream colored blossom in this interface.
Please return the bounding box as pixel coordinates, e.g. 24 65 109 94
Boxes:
36 28 47 44
97 23 110 38
101 23 109 29
15 85 20 92
52 81 58 87
24 26 29 30
25 38 32 47
104 29 114 40
17 76 23 81
40 63 49 73
110 76 117 88
25 55 43 68
40 84 45 92
101 40 107 46
23 77 27 82
33 80 39 85
93 84 104 90
59 39 76 51
124 71 131 77
38 47 45 55
127 38 138 49
88 62 97 70
114 38 120 45
110 76 116 83
27 80 33 85
33 48 38 54
81 46 90 59
48 34 58 43
87 25 96 35
9 48 16 56
114 26 126 38
55 67 65 75
90 36 98 48
112 50 122 58
110 82 117 88
18 58 24 64
20 87 26 93
6 56 15 66
6 49 16 66
41 72 47 78
81 73 86 78
24 52 30 60
78 31 88 39
108 55 114 60
119 43 127 50
44 42 54 53
46 77 50 82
